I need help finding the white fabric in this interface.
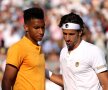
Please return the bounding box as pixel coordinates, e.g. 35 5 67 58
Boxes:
46 79 62 90
62 23 80 30
60 40 107 90
49 70 53 77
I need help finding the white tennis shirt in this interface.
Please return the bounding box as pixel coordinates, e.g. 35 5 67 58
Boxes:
60 40 107 90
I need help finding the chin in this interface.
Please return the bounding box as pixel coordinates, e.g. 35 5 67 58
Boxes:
39 38 42 41
67 45 73 49
36 37 42 41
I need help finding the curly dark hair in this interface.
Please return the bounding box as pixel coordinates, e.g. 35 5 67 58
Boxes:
59 12 84 29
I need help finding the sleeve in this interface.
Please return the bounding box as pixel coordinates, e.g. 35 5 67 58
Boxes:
90 47 108 74
6 45 23 69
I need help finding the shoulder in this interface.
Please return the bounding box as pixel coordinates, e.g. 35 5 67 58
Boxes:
83 40 102 51
83 40 105 56
8 39 23 53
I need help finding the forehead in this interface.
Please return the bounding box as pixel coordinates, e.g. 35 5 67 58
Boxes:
28 18 45 26
62 29 78 33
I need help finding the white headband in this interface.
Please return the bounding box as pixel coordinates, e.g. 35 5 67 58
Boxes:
61 23 80 30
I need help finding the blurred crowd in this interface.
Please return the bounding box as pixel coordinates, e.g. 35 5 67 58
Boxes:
0 0 108 90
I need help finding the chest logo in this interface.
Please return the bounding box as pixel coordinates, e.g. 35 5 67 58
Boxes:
75 62 79 67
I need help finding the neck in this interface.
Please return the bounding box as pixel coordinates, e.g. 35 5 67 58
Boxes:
68 38 82 52
25 33 39 46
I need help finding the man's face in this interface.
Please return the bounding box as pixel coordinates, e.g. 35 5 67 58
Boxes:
63 29 81 50
24 18 45 43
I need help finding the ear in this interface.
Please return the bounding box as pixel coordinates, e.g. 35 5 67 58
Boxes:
23 24 28 32
79 30 83 36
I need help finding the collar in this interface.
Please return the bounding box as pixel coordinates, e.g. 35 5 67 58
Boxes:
22 36 42 53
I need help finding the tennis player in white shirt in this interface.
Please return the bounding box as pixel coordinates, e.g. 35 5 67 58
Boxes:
46 12 108 90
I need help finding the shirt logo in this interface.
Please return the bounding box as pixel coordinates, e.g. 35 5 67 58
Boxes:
75 62 79 67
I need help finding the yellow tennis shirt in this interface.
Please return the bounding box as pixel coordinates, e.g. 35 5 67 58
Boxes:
6 36 45 90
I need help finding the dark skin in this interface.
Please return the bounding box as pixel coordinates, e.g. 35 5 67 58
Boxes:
2 64 18 90
2 18 45 90
24 18 45 45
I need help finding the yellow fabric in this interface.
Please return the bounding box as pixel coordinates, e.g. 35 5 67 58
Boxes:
6 36 45 90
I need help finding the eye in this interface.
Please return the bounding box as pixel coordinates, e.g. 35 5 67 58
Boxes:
63 32 67 35
33 26 39 29
33 26 45 30
69 33 75 35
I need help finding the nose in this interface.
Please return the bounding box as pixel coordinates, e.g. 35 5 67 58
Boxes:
65 35 70 41
39 28 44 34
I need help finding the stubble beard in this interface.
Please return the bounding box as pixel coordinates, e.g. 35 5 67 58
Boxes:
67 40 78 51
67 44 74 51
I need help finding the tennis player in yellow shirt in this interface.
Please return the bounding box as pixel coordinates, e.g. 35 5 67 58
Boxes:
2 7 46 90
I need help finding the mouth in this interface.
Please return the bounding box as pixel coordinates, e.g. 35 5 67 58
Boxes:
38 37 43 40
66 41 71 45
40 35 44 38
38 35 44 40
